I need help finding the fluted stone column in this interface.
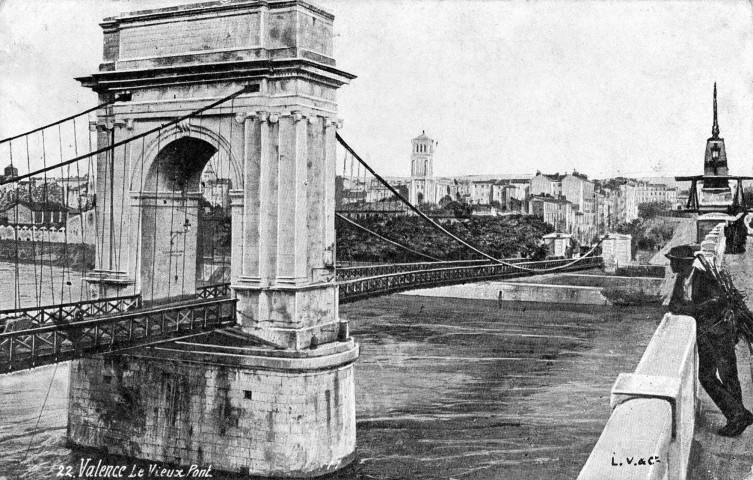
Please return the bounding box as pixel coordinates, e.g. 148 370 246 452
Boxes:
84 118 138 298
232 111 341 350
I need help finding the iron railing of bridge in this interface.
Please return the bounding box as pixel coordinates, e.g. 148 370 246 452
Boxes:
196 283 233 300
335 259 531 281
0 298 236 373
0 284 232 335
338 256 604 304
0 294 142 332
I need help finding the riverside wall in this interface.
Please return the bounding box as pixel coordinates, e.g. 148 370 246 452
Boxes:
0 239 94 269
402 273 664 306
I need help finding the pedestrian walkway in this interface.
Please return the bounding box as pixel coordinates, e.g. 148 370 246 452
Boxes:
689 241 753 480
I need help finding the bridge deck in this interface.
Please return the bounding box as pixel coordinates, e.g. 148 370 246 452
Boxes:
339 256 603 304
0 297 236 374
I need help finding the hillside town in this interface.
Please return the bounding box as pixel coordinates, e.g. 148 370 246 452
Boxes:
336 130 683 246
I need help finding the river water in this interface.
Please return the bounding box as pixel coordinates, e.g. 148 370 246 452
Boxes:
0 266 662 479
0 261 88 311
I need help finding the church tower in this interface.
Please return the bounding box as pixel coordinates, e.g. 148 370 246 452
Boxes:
409 131 437 205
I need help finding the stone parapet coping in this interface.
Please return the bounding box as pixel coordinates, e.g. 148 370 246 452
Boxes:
578 314 697 480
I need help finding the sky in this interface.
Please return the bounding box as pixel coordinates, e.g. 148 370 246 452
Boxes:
1 0 752 179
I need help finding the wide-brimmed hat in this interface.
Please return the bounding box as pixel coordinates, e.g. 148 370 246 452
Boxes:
665 244 701 261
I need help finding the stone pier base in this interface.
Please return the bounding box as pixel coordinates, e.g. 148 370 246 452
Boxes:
67 331 358 477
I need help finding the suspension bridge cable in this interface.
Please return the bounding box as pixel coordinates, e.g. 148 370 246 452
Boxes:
73 117 86 302
166 128 179 301
24 136 41 307
87 119 98 300
41 130 55 306
10 139 19 309
115 134 131 273
0 86 256 187
336 133 602 273
58 124 70 304
150 131 162 303
0 99 117 146
335 212 441 262
132 135 146 298
24 362 58 461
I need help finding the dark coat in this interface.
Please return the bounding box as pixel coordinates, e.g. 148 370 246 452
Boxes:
668 265 729 335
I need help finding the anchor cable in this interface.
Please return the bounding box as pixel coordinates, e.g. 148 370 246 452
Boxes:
0 99 116 146
0 86 255 187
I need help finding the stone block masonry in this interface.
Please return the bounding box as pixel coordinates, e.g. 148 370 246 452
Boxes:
68 338 358 477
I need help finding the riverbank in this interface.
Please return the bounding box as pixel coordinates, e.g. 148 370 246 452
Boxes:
401 271 665 306
0 239 94 270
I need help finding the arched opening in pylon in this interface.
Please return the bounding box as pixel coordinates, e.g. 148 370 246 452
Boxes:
139 136 233 303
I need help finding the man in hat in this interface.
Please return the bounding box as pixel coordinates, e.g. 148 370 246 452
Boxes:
667 244 753 436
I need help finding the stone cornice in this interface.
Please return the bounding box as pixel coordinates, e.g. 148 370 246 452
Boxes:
77 58 355 94
102 0 334 27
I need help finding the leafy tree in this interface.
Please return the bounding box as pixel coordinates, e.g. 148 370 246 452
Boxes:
616 217 676 257
638 201 672 220
441 200 472 219
335 214 554 262
438 195 454 206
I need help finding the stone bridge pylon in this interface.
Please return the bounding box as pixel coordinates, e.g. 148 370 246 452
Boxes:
69 1 359 476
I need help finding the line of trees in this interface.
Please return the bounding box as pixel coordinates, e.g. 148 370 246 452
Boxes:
615 201 677 257
336 214 554 263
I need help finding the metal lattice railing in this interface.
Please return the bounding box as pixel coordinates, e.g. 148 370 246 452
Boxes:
0 283 231 335
0 295 142 332
196 283 232 299
335 259 531 281
0 298 236 373
338 256 604 304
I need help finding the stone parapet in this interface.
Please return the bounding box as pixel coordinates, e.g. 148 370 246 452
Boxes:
699 222 726 266
578 314 697 480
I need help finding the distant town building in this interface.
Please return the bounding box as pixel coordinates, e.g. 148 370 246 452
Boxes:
561 172 594 213
0 164 18 183
200 164 232 210
618 181 679 222
529 195 573 233
470 180 495 204
409 131 437 205
530 172 564 198
0 200 68 226
65 209 96 245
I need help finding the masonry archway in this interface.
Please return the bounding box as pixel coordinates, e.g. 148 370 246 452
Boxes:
134 131 240 304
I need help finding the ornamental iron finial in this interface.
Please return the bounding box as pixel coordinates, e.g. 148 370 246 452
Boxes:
712 83 720 138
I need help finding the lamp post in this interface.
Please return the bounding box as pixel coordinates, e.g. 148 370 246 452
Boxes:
170 218 192 246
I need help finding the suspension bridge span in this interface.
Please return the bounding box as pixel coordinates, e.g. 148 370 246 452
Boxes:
0 1 604 477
